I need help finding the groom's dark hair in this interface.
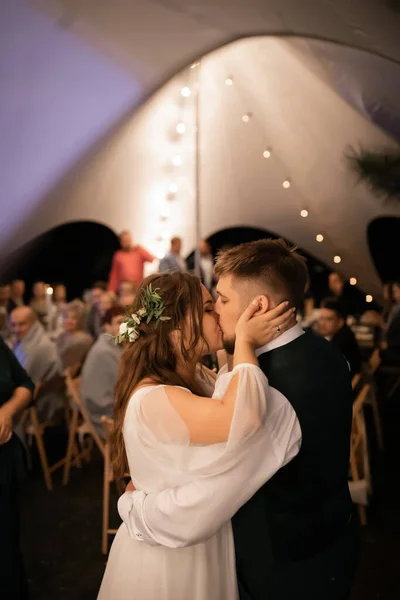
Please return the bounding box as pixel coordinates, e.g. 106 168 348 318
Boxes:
215 239 309 308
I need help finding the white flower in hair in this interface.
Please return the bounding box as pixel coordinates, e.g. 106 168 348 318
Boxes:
137 308 146 317
119 322 128 336
131 313 141 325
128 327 139 342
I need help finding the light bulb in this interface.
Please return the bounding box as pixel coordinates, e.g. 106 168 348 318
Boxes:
176 121 185 134
350 277 357 286
172 155 182 167
333 256 342 264
283 180 291 189
225 77 233 86
169 183 178 194
263 150 271 159
242 113 251 123
316 234 324 242
181 86 191 97
300 209 308 218
366 295 373 303
46 286 53 295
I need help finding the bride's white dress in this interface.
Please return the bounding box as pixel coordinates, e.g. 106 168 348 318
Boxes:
98 364 271 600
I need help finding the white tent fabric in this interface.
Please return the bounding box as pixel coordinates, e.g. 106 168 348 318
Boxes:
4 1 400 299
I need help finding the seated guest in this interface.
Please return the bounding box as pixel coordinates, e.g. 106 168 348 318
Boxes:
118 280 136 308
8 280 25 312
56 301 93 369
381 281 400 366
80 306 125 436
10 307 63 419
48 282 68 340
30 281 50 328
0 285 12 340
159 236 186 273
100 291 117 317
318 298 362 376
87 281 108 339
327 272 364 318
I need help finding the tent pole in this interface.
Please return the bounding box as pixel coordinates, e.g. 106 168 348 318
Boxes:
194 62 201 279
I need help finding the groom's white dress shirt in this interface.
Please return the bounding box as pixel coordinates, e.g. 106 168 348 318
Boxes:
118 324 304 548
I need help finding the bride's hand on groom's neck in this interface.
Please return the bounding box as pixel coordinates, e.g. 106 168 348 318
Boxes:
235 299 296 349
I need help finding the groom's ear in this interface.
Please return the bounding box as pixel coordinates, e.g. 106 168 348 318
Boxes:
253 295 269 314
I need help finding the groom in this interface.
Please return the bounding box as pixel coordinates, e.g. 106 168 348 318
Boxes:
118 239 359 599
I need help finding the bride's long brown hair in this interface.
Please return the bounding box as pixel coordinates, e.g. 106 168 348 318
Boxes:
112 271 207 479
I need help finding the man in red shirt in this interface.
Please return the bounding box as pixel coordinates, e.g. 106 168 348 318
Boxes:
108 231 155 293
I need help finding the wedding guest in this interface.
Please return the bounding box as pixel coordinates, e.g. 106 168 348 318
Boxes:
381 280 400 366
80 306 125 436
187 239 216 291
56 301 93 369
159 237 186 273
30 281 50 327
10 307 63 419
0 285 12 340
8 280 26 312
327 272 364 318
100 291 117 318
319 298 362 376
118 280 136 308
48 282 68 341
108 231 155 293
0 337 34 600
87 281 107 339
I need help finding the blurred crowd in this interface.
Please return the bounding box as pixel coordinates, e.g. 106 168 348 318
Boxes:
0 230 399 436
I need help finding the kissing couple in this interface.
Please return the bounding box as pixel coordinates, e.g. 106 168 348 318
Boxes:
98 239 358 600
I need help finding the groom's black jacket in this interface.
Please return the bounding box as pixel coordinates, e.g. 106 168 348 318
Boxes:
232 330 357 599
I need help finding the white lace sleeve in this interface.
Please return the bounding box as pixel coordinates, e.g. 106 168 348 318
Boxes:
119 366 301 546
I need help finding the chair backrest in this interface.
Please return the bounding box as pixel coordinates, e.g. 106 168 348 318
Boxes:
351 384 370 481
101 416 114 445
369 348 381 375
351 373 361 391
65 374 105 456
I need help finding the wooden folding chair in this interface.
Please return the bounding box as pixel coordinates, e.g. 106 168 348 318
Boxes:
101 417 118 554
349 383 371 525
101 416 129 554
62 374 105 486
365 349 384 450
24 376 68 491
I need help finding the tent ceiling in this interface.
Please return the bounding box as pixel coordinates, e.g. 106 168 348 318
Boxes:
33 0 400 101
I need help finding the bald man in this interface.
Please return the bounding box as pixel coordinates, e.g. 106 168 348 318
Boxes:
11 307 63 419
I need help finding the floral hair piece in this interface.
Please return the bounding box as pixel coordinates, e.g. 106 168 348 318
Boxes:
115 283 171 345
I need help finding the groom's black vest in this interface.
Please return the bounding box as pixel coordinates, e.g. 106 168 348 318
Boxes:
232 331 355 594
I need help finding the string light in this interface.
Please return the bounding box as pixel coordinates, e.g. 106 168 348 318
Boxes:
181 86 191 97
172 155 182 167
242 113 252 123
350 277 357 286
316 234 324 242
366 295 373 303
333 256 342 264
46 286 53 295
176 121 186 134
300 209 308 218
263 150 271 159
282 180 291 189
225 77 233 86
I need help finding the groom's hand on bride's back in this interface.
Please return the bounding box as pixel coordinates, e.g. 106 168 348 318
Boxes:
235 298 296 348
126 480 136 492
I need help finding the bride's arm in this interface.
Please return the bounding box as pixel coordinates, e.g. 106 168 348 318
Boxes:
119 384 301 548
166 301 294 445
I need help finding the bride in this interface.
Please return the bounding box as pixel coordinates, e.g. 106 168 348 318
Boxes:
98 270 294 600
